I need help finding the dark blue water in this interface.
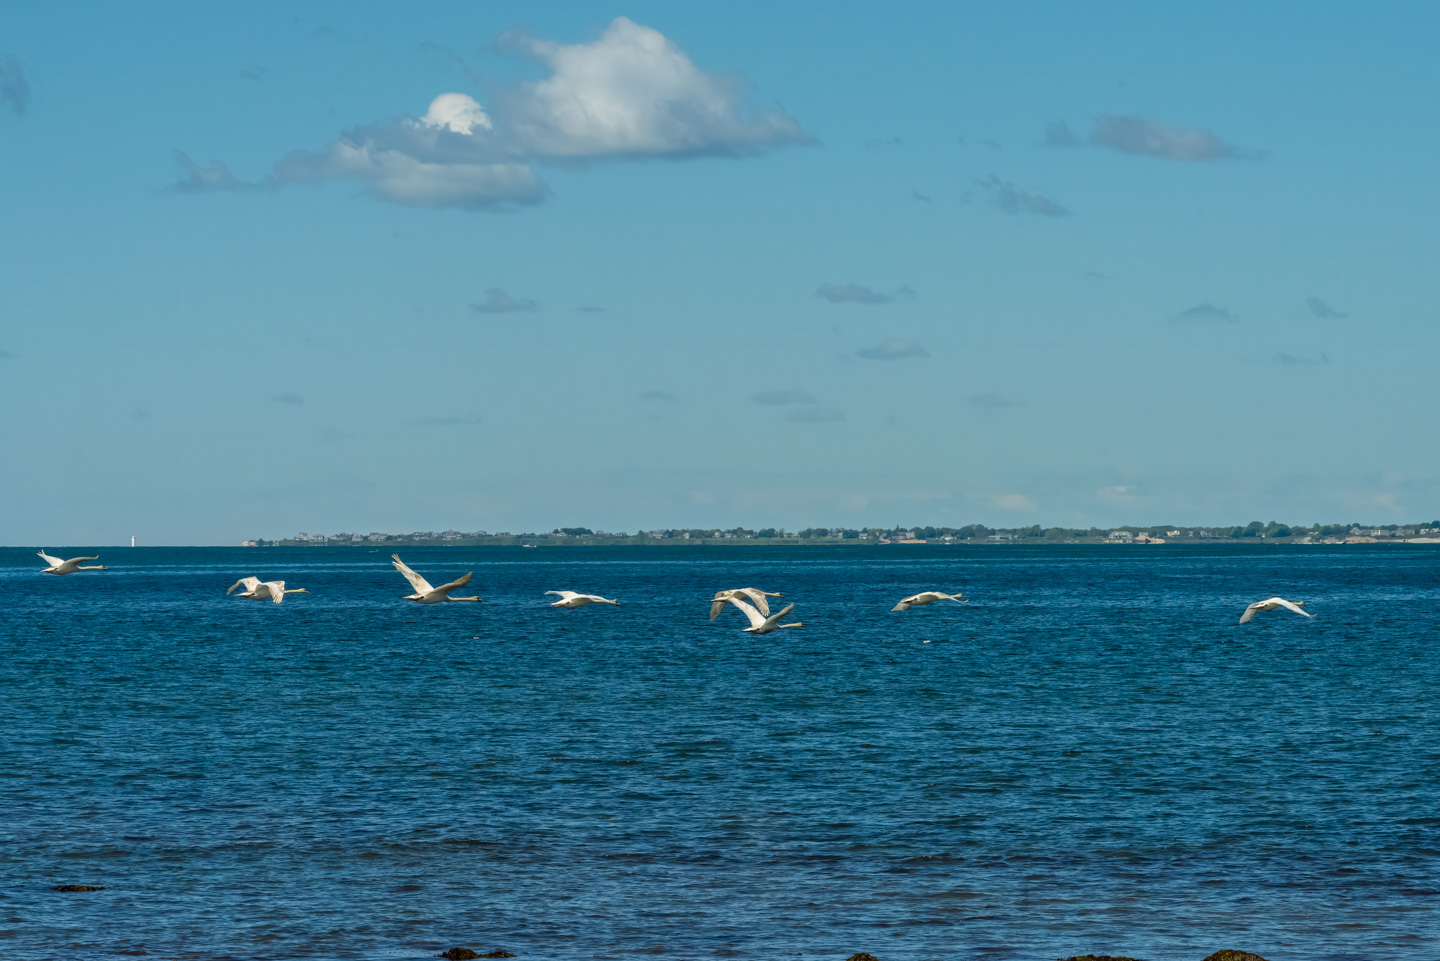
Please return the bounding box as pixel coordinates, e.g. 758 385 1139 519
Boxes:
3 545 1437 961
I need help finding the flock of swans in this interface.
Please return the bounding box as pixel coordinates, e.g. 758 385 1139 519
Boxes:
35 551 1318 627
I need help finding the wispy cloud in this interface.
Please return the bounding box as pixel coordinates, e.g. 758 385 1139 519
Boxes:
639 390 678 402
1305 296 1348 319
576 305 606 313
857 338 927 361
1273 352 1329 368
0 349 14 359
752 389 815 405
275 392 304 405
239 64 266 82
1175 302 1239 324
1042 120 1078 147
1 55 29 116
225 18 806 212
1097 485 1137 502
992 492 1036 512
411 415 483 427
911 190 933 203
471 287 537 313
975 175 1070 217
970 393 1019 410
786 406 844 423
168 151 257 193
816 282 914 305
1091 114 1236 162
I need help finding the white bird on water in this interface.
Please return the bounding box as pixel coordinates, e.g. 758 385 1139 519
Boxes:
227 577 309 603
1239 597 1311 624
37 551 107 575
391 554 482 604
718 595 803 634
546 591 620 608
891 591 967 612
709 588 783 621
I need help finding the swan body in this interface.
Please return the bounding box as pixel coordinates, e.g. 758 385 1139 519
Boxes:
392 554 482 603
891 591 967 612
1239 597 1310 624
37 551 107 575
709 588 783 621
226 577 308 603
546 590 620 608
720 596 802 634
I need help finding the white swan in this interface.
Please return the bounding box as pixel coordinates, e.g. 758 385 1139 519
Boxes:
709 588 783 621
1239 597 1311 624
37 551 107 575
891 591 967 611
227 577 309 603
719 595 803 634
392 554 482 603
546 591 620 608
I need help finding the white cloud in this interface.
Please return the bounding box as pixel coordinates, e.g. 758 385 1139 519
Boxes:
194 19 805 211
419 93 492 135
1097 485 1137 503
499 17 808 159
992 493 1036 513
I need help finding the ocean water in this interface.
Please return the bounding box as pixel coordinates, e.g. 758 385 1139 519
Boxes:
2 544 1437 961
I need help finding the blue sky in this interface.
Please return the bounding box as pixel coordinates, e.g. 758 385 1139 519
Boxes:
2 2 1437 544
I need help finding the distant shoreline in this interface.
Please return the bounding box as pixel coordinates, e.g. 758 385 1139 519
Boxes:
242 536 1440 548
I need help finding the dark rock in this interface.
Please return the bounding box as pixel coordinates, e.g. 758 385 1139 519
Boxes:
478 953 516 959
436 951 515 961
53 884 107 892
1060 956 1140 961
846 954 881 961
1202 953 1270 961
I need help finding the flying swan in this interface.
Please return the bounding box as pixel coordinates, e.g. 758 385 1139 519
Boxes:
709 588 783 621
546 591 621 608
719 595 803 634
227 577 309 603
37 551 107 575
1239 597 1311 624
391 554 482 604
891 591 967 612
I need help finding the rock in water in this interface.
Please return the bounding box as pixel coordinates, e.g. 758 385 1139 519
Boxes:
846 954 881 961
437 951 480 960
1202 952 1270 961
1060 956 1140 961
53 885 107 892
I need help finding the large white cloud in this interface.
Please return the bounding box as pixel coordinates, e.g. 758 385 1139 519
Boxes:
184 19 806 211
499 17 808 158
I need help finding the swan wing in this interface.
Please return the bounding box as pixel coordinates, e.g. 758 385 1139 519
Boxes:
37 551 64 567
761 602 796 630
391 555 434 594
891 597 915 611
1238 602 1262 624
723 595 766 629
262 580 286 603
228 576 261 595
547 591 582 600
67 556 100 564
433 571 473 595
1273 597 1312 617
738 588 772 617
